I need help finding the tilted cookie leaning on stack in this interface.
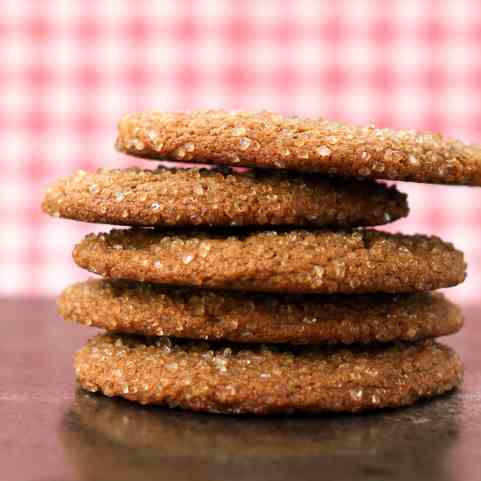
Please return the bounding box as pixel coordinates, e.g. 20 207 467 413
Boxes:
43 110 479 414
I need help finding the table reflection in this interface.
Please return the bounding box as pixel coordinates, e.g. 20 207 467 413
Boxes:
61 389 461 481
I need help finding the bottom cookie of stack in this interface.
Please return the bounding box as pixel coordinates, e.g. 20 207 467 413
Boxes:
75 334 462 414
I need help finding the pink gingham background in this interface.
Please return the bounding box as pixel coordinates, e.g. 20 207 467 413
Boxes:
0 0 480 302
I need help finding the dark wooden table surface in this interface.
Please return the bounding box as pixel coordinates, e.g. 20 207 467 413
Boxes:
1 298 480 481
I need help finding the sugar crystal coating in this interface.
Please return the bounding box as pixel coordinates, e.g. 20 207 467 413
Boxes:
115 110 481 186
59 279 463 344
75 333 463 414
41 166 408 228
72 228 466 295
42 109 471 417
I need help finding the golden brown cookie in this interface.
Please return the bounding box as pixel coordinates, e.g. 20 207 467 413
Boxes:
116 110 481 185
73 228 466 294
42 167 408 228
59 279 463 344
75 334 463 414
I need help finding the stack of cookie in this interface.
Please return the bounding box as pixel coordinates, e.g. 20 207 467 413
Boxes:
43 111 477 414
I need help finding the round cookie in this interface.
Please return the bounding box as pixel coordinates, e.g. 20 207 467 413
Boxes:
75 334 463 414
42 166 408 228
59 279 463 344
73 228 466 295
115 110 481 186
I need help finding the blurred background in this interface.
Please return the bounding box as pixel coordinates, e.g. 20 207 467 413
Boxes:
0 0 479 302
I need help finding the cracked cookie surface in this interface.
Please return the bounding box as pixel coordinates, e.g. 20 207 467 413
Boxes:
60 279 463 344
42 166 408 228
75 334 463 414
116 110 481 185
73 228 466 294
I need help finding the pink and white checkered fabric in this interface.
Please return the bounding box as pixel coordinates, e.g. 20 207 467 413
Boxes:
0 0 480 302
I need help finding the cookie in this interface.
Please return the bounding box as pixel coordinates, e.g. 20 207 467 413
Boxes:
42 166 408 228
73 228 466 294
75 334 463 414
59 279 463 344
115 110 481 186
